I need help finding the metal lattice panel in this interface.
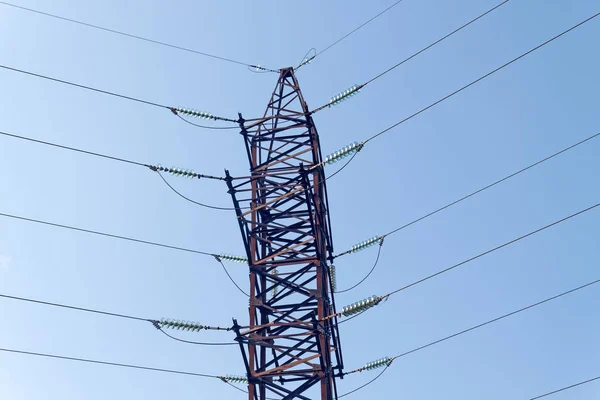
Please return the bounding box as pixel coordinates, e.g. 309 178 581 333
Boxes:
226 68 343 400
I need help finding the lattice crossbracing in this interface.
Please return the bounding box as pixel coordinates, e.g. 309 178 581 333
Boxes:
226 68 343 400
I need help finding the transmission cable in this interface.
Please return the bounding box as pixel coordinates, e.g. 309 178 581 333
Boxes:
338 365 391 398
0 211 217 256
0 129 228 180
0 64 238 125
339 279 599 397
0 129 251 211
382 202 600 299
327 202 600 322
214 256 250 297
0 1 275 72
0 292 236 346
174 113 239 130
314 12 598 182
335 131 600 258
0 347 223 378
361 12 600 143
365 0 509 87
530 375 600 399
0 211 250 294
312 0 405 60
156 171 240 211
311 0 509 112
335 240 384 294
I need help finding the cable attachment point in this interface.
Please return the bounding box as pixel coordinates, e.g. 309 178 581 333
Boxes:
341 295 381 317
154 164 199 179
218 254 248 264
350 235 385 254
324 141 362 165
159 318 210 332
223 375 249 384
150 320 161 329
330 264 337 292
172 107 217 120
328 84 363 107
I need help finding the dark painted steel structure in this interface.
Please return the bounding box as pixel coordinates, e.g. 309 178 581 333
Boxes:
226 67 343 400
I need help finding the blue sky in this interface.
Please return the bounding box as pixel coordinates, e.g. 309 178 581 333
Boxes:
0 0 598 399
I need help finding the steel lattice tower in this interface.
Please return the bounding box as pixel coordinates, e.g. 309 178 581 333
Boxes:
226 67 343 400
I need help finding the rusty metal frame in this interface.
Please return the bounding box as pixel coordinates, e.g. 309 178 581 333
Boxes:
226 68 343 400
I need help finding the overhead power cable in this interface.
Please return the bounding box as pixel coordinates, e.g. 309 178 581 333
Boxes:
315 11 599 178
361 12 599 143
0 64 238 126
338 279 599 397
328 202 600 321
0 347 222 378
0 129 254 211
382 202 600 298
300 0 405 66
364 0 509 87
530 375 600 399
0 129 226 179
0 1 276 72
335 239 384 294
311 0 509 112
0 211 216 256
335 131 600 258
0 292 235 346
0 211 249 293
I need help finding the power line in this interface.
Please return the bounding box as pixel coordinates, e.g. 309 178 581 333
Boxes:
530 375 600 399
0 293 148 322
391 279 599 360
340 279 599 397
0 292 236 346
313 0 405 58
0 129 228 180
0 211 251 295
335 131 600 258
0 129 251 210
383 202 600 298
314 11 599 184
0 64 238 124
330 202 600 322
0 1 275 72
156 171 241 211
0 130 150 168
214 257 250 297
0 347 222 379
335 240 384 294
384 132 600 237
364 0 509 87
155 328 235 346
361 12 600 143
311 0 509 113
0 211 216 257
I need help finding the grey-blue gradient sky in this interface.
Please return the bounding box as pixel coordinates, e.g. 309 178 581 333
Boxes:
0 0 598 398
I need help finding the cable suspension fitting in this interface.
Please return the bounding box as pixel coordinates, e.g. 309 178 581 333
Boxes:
217 254 248 264
153 319 231 332
148 164 225 181
221 375 249 384
170 107 238 123
330 265 337 292
347 357 394 375
341 295 382 317
328 84 363 107
323 141 363 165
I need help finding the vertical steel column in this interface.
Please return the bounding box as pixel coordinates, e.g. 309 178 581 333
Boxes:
227 68 343 400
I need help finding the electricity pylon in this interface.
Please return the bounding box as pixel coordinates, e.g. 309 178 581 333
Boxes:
226 67 343 400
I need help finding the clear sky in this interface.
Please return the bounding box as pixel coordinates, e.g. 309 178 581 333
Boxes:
0 0 598 399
